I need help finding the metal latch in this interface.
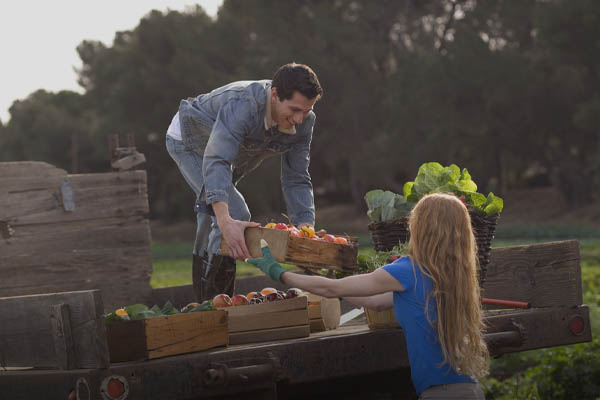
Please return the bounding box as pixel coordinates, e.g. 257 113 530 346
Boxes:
203 353 283 388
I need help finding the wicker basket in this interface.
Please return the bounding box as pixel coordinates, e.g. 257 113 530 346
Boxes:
365 308 400 330
367 210 499 287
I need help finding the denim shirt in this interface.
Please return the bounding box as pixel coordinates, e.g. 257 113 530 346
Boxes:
178 80 316 225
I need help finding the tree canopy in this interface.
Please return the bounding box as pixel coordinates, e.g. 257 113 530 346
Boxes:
2 0 598 220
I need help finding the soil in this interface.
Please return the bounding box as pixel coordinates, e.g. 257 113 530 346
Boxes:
150 186 600 242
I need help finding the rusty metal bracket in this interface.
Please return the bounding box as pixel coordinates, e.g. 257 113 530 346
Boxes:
60 179 76 212
203 354 283 388
486 318 527 352
108 134 145 171
0 221 14 239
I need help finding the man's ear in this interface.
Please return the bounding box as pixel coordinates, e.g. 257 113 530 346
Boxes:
271 87 278 102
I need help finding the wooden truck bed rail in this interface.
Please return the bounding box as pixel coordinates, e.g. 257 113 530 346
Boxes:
0 240 592 400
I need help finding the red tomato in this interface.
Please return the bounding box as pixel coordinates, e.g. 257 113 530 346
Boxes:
323 234 336 243
274 223 288 230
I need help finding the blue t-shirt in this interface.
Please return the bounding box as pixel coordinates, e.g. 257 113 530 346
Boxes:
382 256 475 394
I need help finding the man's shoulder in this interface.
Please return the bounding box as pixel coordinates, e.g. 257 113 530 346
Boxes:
215 79 270 95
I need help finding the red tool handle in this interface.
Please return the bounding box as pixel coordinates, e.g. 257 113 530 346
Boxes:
482 297 530 309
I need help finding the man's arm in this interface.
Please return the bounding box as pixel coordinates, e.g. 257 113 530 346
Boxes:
212 201 259 259
202 98 260 259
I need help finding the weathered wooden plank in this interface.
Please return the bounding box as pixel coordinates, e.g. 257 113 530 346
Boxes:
484 240 581 307
484 305 591 355
50 303 75 370
0 290 109 369
0 161 66 179
0 247 152 312
0 217 151 258
3 179 148 225
0 215 153 312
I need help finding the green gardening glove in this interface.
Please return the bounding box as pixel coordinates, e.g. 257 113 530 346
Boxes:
246 239 286 282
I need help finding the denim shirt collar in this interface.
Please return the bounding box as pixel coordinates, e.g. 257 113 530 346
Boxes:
264 87 296 135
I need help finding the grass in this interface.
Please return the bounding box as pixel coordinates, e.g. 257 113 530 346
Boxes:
150 243 296 288
150 234 600 288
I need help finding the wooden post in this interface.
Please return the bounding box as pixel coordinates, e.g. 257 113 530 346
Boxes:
50 303 76 370
0 290 110 369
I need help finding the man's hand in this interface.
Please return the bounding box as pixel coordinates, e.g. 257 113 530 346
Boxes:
246 239 286 282
219 218 261 259
212 201 260 259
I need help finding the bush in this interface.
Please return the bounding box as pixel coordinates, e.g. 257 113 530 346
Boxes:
526 338 600 400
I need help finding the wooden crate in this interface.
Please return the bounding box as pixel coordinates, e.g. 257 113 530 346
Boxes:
365 308 400 330
306 292 341 332
224 296 310 345
220 227 358 272
106 310 228 363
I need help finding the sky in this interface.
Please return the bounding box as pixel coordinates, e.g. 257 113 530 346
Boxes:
0 1 223 123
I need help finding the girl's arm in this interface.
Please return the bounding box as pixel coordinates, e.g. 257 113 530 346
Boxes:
342 292 394 311
281 268 403 299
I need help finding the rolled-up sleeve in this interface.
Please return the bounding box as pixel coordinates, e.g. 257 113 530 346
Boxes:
203 98 256 205
281 113 316 225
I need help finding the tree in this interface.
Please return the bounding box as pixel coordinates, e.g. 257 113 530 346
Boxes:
2 90 99 173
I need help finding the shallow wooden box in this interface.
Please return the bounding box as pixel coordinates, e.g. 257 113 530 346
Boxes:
365 308 400 330
223 296 310 345
106 310 228 363
306 292 341 332
220 227 358 272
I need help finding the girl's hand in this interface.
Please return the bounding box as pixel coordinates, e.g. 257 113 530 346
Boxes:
246 239 286 282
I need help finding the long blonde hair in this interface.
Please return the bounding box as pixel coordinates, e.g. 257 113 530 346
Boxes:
407 193 489 377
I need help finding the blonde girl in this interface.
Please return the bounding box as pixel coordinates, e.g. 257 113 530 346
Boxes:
248 193 489 399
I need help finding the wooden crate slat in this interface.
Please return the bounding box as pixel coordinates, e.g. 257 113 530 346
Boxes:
144 311 227 349
223 295 308 317
229 325 310 346
285 236 358 269
0 290 109 369
228 309 308 333
485 240 582 307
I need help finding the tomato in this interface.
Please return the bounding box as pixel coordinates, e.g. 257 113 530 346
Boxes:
274 222 288 230
322 234 336 243
333 236 348 245
289 228 302 237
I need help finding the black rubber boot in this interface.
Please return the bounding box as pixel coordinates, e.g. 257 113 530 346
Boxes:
192 253 208 302
193 253 236 302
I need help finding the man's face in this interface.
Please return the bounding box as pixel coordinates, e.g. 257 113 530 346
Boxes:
271 88 317 130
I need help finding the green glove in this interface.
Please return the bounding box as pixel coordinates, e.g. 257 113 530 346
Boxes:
246 239 286 282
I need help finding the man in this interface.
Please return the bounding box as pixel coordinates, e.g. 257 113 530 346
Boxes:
166 63 323 301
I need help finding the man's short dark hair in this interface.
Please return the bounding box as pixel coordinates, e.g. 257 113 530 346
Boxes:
272 63 323 102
